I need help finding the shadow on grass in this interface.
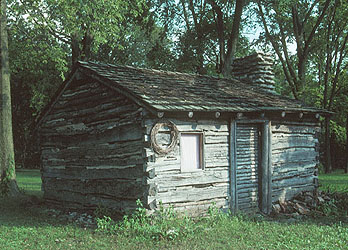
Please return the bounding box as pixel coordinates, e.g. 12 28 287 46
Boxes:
0 196 72 228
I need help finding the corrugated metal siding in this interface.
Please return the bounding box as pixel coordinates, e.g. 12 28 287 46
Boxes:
236 124 261 212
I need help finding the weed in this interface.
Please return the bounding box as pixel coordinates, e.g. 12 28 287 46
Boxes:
206 202 229 226
96 199 197 241
94 205 112 219
317 198 340 216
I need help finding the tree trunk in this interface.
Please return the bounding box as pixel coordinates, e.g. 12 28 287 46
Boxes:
221 0 244 77
71 33 80 66
81 30 93 61
324 117 332 173
297 54 306 94
209 0 225 73
0 0 19 196
345 114 348 174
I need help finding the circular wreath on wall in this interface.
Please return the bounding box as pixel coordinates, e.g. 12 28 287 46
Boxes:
150 120 179 155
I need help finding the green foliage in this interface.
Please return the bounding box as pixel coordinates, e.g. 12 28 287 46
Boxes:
318 171 348 216
330 120 346 146
94 205 113 220
319 170 348 193
206 202 230 225
96 200 196 241
316 192 348 217
317 198 340 217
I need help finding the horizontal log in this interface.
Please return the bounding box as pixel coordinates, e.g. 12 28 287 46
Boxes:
272 136 318 150
60 81 100 97
273 162 316 173
145 119 229 133
273 161 316 172
204 136 229 144
272 184 315 202
45 101 127 126
271 124 318 135
44 190 139 212
42 140 144 160
156 184 229 204
205 160 229 168
272 121 319 127
43 177 149 199
41 123 143 147
54 90 122 112
274 168 315 178
42 164 144 180
153 170 229 191
42 154 144 168
272 176 314 189
50 93 124 117
43 104 140 131
272 148 317 163
169 199 229 215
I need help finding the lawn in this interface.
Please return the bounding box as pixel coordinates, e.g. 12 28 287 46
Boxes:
319 169 348 193
16 169 43 196
0 169 346 249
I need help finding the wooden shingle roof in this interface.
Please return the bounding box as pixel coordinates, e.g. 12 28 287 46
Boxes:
77 61 323 114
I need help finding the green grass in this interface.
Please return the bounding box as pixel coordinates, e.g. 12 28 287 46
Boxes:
0 169 346 249
16 169 43 196
319 169 348 193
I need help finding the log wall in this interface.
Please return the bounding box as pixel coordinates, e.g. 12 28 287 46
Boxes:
39 79 146 212
271 121 320 202
144 119 230 215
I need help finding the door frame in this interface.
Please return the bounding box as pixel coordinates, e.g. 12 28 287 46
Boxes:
229 118 272 214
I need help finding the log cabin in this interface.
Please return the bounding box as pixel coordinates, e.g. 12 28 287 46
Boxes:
36 53 328 215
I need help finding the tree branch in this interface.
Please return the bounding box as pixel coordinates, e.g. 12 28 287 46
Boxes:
328 32 348 110
222 0 244 76
258 1 298 99
180 0 191 31
208 0 225 72
303 0 331 56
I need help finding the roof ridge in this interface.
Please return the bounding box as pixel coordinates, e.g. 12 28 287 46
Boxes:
78 60 225 81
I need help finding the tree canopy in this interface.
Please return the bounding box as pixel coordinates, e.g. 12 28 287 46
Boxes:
2 0 348 172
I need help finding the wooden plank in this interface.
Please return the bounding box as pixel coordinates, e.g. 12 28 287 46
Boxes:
43 105 141 131
41 123 143 147
43 177 148 199
271 124 317 135
272 148 317 163
42 154 144 168
153 170 229 191
229 119 237 214
144 118 229 133
156 184 229 204
272 184 315 202
272 175 314 189
42 164 144 180
267 121 272 214
236 122 260 213
44 190 139 212
42 140 144 160
272 136 318 150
